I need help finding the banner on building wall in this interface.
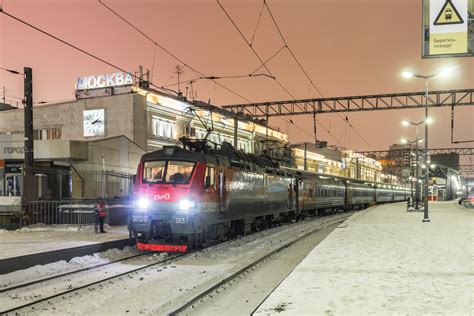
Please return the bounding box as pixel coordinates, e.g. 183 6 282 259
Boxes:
0 135 25 160
423 0 473 57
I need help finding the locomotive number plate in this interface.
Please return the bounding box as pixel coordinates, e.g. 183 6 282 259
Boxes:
132 215 149 223
175 217 186 224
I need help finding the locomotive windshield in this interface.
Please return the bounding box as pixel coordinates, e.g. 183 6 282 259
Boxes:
143 160 195 184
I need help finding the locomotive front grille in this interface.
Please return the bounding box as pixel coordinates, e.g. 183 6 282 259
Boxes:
151 220 172 240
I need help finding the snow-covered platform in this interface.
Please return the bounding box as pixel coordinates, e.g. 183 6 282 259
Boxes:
0 225 131 273
254 201 474 315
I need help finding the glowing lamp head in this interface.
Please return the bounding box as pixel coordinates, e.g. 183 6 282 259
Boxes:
137 198 150 210
425 117 433 124
179 199 196 211
437 66 455 78
400 138 407 144
402 71 414 79
402 121 410 126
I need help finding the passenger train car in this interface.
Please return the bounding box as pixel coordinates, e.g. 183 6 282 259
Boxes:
130 141 409 252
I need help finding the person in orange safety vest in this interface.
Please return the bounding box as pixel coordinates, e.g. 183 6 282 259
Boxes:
95 199 107 233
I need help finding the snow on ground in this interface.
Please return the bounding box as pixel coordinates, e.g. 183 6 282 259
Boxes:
255 201 474 315
7 214 348 315
0 246 140 289
0 225 129 260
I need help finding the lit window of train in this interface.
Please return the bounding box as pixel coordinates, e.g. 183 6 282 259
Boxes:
142 160 195 184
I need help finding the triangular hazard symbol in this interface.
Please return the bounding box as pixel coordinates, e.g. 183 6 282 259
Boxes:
434 0 464 25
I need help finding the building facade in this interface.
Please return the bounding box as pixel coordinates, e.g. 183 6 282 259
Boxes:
290 142 383 181
0 71 288 202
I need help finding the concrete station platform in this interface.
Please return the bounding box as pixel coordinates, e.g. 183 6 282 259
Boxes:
254 201 474 315
0 225 131 274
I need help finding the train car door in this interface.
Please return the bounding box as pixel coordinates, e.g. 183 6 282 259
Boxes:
218 169 227 216
288 178 298 211
296 178 303 216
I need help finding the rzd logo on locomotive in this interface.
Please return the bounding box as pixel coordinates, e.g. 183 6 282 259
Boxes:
154 193 170 200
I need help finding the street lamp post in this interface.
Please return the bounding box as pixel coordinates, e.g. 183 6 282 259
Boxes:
401 67 454 223
422 78 430 223
402 121 424 211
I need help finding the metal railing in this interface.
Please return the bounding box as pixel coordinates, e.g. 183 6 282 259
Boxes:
23 198 134 227
25 199 97 226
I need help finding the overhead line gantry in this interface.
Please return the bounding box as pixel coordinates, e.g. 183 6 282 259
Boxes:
222 89 474 117
356 147 474 160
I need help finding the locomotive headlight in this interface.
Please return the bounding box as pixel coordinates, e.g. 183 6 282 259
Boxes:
179 199 196 211
137 198 150 210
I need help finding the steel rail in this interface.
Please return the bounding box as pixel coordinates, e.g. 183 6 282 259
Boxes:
0 251 153 294
0 252 191 315
166 215 350 316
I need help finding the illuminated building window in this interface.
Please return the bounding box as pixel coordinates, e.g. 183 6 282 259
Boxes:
33 127 61 140
152 117 175 140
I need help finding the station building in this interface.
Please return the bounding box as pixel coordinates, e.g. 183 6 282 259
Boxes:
0 71 288 205
291 142 383 182
0 69 399 221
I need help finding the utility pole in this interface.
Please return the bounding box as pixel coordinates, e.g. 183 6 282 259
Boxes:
313 109 317 147
175 65 184 96
22 67 34 209
233 117 238 149
24 67 33 170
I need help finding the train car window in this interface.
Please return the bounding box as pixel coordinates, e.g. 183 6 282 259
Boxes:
166 161 195 184
143 160 166 183
205 165 216 188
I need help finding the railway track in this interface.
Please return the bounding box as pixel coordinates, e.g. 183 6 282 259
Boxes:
0 251 190 315
2 212 352 315
0 251 152 294
167 215 350 315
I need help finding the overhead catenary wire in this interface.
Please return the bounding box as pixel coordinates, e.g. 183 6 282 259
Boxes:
217 0 342 146
0 66 23 75
98 0 303 139
250 1 265 46
263 0 373 150
0 8 175 96
164 73 275 88
250 45 286 76
216 0 293 97
34 99 76 105
98 0 254 103
150 43 157 83
1 2 325 148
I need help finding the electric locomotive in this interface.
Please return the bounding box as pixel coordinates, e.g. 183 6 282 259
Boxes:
130 142 296 252
130 140 409 252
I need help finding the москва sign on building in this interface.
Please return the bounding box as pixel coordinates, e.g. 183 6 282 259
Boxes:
76 72 134 90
